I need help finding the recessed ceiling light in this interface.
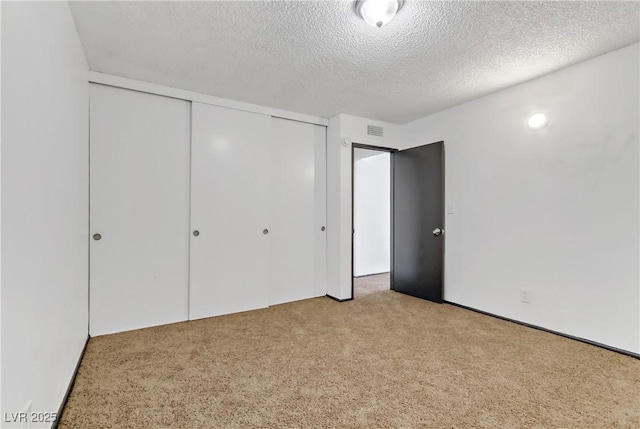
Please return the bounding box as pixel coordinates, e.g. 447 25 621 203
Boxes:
355 0 404 28
528 113 549 131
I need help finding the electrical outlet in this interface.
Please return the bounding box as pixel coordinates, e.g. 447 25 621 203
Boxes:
520 289 530 303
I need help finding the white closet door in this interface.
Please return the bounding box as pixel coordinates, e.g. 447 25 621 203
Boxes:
89 84 190 336
269 118 327 305
190 102 271 320
313 125 328 297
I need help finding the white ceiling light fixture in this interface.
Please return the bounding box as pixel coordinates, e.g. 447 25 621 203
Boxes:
356 0 404 28
527 113 549 131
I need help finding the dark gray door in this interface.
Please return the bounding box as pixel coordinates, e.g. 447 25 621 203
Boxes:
392 141 444 303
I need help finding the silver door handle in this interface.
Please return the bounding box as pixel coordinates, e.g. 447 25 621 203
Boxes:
432 228 444 236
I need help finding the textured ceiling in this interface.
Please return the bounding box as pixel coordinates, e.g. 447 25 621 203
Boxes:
69 1 640 124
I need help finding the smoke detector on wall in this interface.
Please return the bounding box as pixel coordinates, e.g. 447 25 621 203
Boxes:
355 0 404 28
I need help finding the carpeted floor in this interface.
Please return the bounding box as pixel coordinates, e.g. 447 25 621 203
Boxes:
354 272 389 297
60 275 640 428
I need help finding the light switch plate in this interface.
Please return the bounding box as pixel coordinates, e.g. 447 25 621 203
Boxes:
447 204 455 214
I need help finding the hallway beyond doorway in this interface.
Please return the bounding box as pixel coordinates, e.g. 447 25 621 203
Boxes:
354 273 390 298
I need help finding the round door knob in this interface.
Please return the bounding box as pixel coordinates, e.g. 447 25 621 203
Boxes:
321 226 326 232
263 229 269 235
93 233 102 241
193 230 200 237
432 228 442 237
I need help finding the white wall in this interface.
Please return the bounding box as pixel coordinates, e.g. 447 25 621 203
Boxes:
1 1 89 425
354 152 390 277
326 44 639 352
402 43 640 353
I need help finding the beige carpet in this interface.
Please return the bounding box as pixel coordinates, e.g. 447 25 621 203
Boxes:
60 277 640 428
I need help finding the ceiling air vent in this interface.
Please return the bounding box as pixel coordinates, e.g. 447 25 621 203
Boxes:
367 124 384 138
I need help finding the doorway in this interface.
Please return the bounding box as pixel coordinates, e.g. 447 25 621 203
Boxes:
352 145 394 298
351 141 445 303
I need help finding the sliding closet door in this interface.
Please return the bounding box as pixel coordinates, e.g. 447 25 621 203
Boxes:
89 84 190 336
269 119 327 305
190 102 271 320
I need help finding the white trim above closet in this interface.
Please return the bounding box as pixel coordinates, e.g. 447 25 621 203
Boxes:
88 71 329 127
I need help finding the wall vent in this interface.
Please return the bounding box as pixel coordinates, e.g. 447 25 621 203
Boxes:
367 124 384 138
